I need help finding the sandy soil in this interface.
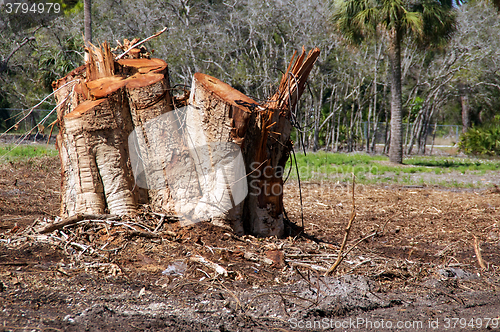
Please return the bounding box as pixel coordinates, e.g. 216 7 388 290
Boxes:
1 155 500 331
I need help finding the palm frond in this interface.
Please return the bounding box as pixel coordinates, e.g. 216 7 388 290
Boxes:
402 11 424 36
331 0 375 45
330 0 456 48
417 0 457 47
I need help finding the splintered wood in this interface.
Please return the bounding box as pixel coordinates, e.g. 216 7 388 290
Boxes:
243 47 320 237
52 39 320 237
265 47 321 112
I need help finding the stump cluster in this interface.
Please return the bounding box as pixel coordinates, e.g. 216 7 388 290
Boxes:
52 40 319 237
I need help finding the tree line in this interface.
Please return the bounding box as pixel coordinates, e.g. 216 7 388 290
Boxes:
1 0 500 160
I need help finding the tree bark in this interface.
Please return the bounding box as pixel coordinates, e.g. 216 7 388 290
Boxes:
388 29 403 164
52 65 87 216
61 81 137 216
242 108 291 237
125 69 174 207
53 43 170 218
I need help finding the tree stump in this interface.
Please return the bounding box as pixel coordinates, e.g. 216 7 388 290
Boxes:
187 73 254 234
52 40 320 237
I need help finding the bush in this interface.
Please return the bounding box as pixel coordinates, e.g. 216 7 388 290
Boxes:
458 117 500 156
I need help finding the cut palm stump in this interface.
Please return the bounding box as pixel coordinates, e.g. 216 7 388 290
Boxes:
52 39 320 237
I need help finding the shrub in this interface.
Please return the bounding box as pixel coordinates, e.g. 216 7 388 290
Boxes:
458 117 500 156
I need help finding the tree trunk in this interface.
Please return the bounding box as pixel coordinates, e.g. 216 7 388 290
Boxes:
52 41 319 237
66 95 137 216
243 48 320 237
460 83 470 133
53 42 169 218
125 69 175 208
187 73 254 234
84 0 92 45
388 29 403 164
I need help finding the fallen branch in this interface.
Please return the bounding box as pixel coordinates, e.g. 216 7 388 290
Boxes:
325 174 356 276
38 214 117 234
473 235 488 269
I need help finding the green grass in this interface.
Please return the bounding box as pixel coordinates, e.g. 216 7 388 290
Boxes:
286 151 500 188
0 144 58 162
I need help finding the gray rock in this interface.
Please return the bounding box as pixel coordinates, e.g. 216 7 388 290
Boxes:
438 267 479 280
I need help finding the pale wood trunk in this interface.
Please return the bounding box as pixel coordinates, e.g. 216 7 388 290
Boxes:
53 65 89 217
62 84 137 216
125 69 173 208
188 73 253 234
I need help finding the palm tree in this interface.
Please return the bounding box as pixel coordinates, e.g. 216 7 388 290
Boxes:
331 0 456 163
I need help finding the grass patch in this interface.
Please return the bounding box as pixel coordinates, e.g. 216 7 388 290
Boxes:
404 156 500 172
286 151 500 188
0 144 58 163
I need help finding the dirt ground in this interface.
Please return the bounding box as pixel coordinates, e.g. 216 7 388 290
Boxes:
1 154 500 331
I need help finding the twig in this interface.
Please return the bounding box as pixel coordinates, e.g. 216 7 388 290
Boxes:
244 251 274 265
215 281 244 310
150 212 180 222
56 268 70 276
126 230 160 239
325 173 356 276
46 118 58 147
340 231 377 260
345 259 371 274
197 268 211 279
38 214 117 234
473 235 488 270
109 220 153 232
285 254 338 259
154 215 165 233
289 261 328 272
246 291 317 309
116 27 167 60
